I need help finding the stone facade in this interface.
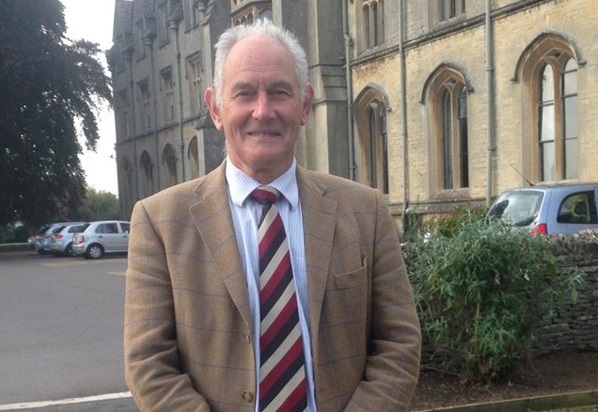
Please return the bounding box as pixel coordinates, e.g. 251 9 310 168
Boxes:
108 0 349 218
109 0 598 224
350 0 598 224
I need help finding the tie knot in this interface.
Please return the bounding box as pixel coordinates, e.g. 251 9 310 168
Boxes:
250 186 280 206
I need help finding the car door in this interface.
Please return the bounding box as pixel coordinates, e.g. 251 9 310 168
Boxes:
553 189 598 235
96 222 120 253
115 222 130 252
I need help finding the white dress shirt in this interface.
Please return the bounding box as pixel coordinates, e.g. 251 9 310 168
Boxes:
225 158 316 412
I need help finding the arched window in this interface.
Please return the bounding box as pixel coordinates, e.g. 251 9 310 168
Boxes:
354 86 389 194
424 67 469 192
423 65 470 193
518 34 579 183
361 0 384 50
162 144 178 188
139 150 154 198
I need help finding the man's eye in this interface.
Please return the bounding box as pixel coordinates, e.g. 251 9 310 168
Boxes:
270 90 291 99
234 90 255 99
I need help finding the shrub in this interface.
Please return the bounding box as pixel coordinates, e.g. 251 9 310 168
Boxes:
404 215 583 383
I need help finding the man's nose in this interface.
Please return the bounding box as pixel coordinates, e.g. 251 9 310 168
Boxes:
253 92 275 120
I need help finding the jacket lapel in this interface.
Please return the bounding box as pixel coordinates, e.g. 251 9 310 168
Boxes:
189 164 254 331
297 167 337 360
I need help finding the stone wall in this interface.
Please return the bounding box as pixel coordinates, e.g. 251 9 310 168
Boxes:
535 231 598 354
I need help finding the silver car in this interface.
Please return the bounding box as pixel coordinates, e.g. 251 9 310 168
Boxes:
71 220 131 259
487 182 598 236
35 222 84 254
48 223 86 257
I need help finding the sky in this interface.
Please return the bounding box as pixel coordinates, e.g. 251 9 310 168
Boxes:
62 0 118 195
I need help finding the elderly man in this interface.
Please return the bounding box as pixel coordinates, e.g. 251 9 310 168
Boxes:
124 20 421 412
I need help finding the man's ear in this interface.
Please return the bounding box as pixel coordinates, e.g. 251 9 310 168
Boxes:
204 87 223 131
301 83 315 125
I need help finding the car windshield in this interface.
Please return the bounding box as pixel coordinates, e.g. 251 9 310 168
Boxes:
487 190 544 226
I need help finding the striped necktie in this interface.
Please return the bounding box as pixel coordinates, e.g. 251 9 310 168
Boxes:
250 186 308 412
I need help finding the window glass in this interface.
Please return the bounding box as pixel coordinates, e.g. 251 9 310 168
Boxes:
68 225 84 233
488 191 543 226
563 59 578 96
541 141 556 181
558 192 598 224
541 65 554 101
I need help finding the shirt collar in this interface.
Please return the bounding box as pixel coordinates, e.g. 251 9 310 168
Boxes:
225 157 299 209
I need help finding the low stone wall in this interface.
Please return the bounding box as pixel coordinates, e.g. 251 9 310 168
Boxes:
535 231 598 354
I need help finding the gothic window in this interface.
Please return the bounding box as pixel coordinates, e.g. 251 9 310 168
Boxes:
518 34 579 183
162 144 178 187
161 68 175 122
538 58 578 181
355 86 389 194
424 66 470 192
117 90 130 137
184 0 198 30
361 0 384 49
139 150 154 198
430 0 466 25
137 80 152 130
157 2 170 45
135 19 145 60
186 54 203 115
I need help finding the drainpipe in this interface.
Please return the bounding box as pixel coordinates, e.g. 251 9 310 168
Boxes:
146 35 161 193
342 0 355 180
125 49 140 202
485 0 496 206
170 19 186 182
399 0 409 218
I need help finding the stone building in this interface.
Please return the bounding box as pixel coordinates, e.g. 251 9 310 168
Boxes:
109 0 598 224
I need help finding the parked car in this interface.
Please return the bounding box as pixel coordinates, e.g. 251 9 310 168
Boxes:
34 222 84 254
486 182 598 236
71 220 131 259
48 223 86 257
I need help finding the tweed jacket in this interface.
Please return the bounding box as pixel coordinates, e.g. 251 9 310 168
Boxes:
124 162 421 412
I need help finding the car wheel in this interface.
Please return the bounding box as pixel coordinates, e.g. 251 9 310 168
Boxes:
65 243 77 257
85 244 104 259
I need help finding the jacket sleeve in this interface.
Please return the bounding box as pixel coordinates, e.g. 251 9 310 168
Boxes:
343 191 422 412
124 200 210 412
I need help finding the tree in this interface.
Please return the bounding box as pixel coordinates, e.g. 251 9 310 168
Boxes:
0 0 112 228
75 188 120 221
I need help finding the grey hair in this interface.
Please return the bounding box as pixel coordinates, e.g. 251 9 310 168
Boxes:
212 20 309 107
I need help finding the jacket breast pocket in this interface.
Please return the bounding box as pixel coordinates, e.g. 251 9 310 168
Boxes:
333 259 367 289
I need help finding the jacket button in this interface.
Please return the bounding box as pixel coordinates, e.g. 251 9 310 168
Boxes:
242 391 254 402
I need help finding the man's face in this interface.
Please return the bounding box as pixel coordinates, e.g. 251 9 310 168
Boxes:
205 36 313 183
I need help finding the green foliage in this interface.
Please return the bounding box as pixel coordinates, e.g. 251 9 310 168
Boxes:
78 188 120 221
404 213 584 383
402 209 425 242
426 205 489 238
0 222 29 243
0 0 112 228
